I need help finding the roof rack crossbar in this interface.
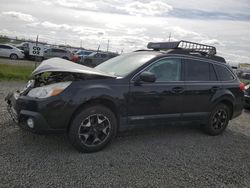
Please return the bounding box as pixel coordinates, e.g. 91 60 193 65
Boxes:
147 40 216 56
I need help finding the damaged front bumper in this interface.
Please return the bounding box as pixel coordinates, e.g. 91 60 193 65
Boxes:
5 91 70 133
6 92 19 123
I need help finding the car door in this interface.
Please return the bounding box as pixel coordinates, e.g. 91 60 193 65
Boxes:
44 49 52 59
52 49 60 58
95 53 103 65
182 58 220 120
0 45 10 57
59 49 67 58
102 54 109 62
128 57 185 124
49 49 60 58
0 45 5 57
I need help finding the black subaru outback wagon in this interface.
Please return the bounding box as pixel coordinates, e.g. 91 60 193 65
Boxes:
6 41 244 153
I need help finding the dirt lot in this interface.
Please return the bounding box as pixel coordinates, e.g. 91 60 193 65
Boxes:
0 81 250 187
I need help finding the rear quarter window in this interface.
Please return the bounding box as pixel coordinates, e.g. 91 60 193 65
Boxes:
214 64 234 81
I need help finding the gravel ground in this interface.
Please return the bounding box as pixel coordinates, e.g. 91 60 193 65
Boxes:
0 81 250 187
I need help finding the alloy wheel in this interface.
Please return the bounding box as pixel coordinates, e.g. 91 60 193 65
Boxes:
211 109 228 130
78 114 111 147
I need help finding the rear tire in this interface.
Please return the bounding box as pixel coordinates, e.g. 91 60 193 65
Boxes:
10 54 18 60
68 105 117 153
204 104 230 136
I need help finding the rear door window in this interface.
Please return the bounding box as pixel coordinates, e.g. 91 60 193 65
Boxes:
184 59 218 81
6 46 13 49
0 45 12 49
185 59 209 81
214 64 234 81
59 49 66 53
52 49 65 53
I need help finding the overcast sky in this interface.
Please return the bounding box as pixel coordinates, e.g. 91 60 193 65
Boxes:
0 0 250 65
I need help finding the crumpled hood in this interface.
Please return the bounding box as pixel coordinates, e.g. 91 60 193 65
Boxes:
32 57 115 78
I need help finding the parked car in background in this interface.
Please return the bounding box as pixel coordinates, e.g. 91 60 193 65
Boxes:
76 50 93 57
71 50 93 63
0 44 24 59
80 51 118 67
71 54 80 63
44 48 73 61
236 68 250 80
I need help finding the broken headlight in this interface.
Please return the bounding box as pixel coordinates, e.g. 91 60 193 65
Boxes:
26 80 35 88
27 82 71 98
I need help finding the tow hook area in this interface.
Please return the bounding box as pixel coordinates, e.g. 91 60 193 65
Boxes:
5 92 18 124
6 104 18 123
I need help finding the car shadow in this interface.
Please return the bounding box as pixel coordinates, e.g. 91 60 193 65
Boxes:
244 108 250 114
3 117 250 155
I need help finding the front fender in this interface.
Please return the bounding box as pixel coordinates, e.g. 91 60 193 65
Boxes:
66 81 128 118
72 84 115 104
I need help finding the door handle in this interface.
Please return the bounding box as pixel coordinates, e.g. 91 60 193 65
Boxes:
210 86 221 92
171 87 184 94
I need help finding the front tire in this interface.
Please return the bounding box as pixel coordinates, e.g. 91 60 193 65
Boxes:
10 54 18 60
68 105 117 153
204 104 230 136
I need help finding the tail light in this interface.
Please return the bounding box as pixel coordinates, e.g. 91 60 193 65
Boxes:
239 82 245 92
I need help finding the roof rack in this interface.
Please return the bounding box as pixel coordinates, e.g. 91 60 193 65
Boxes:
147 40 217 56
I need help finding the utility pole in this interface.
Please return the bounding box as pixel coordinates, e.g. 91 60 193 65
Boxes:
35 35 39 68
168 32 171 42
107 39 110 52
97 44 100 52
36 35 38 45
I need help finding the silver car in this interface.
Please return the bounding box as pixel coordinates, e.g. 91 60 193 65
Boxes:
43 48 73 60
80 52 118 67
0 44 25 59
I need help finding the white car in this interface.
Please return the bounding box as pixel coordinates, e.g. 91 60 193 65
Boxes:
0 44 25 60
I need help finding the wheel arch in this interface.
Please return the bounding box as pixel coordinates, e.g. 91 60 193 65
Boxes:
214 99 234 119
67 98 120 132
211 89 235 119
10 53 18 59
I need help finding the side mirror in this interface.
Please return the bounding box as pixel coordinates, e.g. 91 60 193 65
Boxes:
139 71 156 83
